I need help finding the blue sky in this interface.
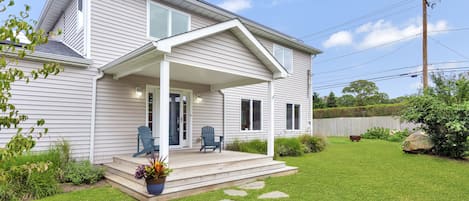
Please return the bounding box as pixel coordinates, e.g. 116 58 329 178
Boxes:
3 0 469 98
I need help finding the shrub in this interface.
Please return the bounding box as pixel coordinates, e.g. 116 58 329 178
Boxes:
314 103 406 118
64 160 105 185
275 138 303 157
1 149 61 201
401 73 469 158
299 134 327 153
226 139 266 154
362 127 390 140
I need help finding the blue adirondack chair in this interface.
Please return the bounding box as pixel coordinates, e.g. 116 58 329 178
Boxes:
133 126 160 157
200 126 224 153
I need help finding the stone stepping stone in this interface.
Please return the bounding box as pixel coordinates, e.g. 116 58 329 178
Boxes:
224 189 248 197
258 191 289 199
219 199 234 201
239 181 265 190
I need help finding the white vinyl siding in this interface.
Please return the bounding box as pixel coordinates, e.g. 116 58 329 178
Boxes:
50 0 84 55
273 44 293 73
167 31 272 81
90 0 215 67
0 60 95 160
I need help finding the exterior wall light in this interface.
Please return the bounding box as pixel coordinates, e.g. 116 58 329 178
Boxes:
136 87 143 97
194 95 203 103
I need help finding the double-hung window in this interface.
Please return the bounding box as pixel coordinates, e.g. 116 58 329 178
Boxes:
273 44 293 73
286 104 300 130
241 99 262 131
148 2 190 39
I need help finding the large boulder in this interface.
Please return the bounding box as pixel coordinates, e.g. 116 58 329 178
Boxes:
402 131 434 153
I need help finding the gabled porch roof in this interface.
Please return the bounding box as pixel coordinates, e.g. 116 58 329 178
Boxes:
101 19 288 90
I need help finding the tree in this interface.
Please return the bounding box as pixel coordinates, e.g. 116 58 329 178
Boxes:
313 92 326 109
326 92 337 108
342 80 389 106
401 73 469 158
337 94 355 107
0 0 62 182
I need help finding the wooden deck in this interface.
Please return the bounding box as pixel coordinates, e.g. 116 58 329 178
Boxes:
105 149 297 201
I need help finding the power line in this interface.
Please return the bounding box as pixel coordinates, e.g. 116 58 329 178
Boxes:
314 60 469 85
313 40 415 75
313 67 469 91
300 0 414 40
303 4 419 41
428 36 469 60
313 27 469 65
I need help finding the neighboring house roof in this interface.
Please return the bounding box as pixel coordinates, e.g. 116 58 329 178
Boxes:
36 0 322 55
36 40 85 59
102 19 287 80
1 40 91 67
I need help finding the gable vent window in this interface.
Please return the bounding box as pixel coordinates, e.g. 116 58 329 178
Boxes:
148 2 190 39
77 0 83 30
273 44 293 73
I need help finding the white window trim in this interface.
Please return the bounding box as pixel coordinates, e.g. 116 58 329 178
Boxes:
273 44 293 73
240 98 263 132
286 103 301 131
146 0 191 41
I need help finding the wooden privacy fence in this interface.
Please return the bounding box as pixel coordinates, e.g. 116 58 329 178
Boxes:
313 116 418 136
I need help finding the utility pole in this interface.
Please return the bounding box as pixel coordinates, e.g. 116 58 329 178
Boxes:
422 0 428 89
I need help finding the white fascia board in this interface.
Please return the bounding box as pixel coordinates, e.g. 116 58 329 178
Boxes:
4 51 91 67
100 42 157 71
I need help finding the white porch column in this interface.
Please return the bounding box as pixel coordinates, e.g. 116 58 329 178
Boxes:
267 81 275 157
159 59 170 162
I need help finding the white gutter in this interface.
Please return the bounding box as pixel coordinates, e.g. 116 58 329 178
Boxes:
89 70 105 163
3 51 91 67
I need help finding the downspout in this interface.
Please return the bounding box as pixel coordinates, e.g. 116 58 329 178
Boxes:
218 89 226 149
89 70 104 163
310 54 317 136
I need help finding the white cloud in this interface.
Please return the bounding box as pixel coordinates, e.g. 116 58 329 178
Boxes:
217 0 252 13
322 31 353 48
322 17 449 49
356 18 449 49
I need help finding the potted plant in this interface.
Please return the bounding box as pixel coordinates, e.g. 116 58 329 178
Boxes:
134 154 172 195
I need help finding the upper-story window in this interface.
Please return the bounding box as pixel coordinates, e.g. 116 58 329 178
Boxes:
273 44 293 73
77 0 83 30
148 2 190 39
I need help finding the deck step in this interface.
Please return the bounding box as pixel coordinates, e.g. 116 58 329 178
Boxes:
105 160 286 187
106 166 298 201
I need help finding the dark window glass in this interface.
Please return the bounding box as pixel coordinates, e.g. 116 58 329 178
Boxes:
78 0 83 11
253 100 261 130
241 99 250 130
294 104 300 130
286 104 293 130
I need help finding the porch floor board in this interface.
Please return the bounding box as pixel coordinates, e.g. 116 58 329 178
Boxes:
104 149 297 201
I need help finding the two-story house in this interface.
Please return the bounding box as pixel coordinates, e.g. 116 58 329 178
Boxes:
1 0 321 198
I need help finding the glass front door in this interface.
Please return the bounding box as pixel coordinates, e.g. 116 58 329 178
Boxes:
146 86 191 148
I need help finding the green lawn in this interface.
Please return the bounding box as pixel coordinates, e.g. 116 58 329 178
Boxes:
35 185 134 201
177 137 469 201
37 138 469 201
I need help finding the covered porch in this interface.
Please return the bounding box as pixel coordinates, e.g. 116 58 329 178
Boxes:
100 19 288 162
